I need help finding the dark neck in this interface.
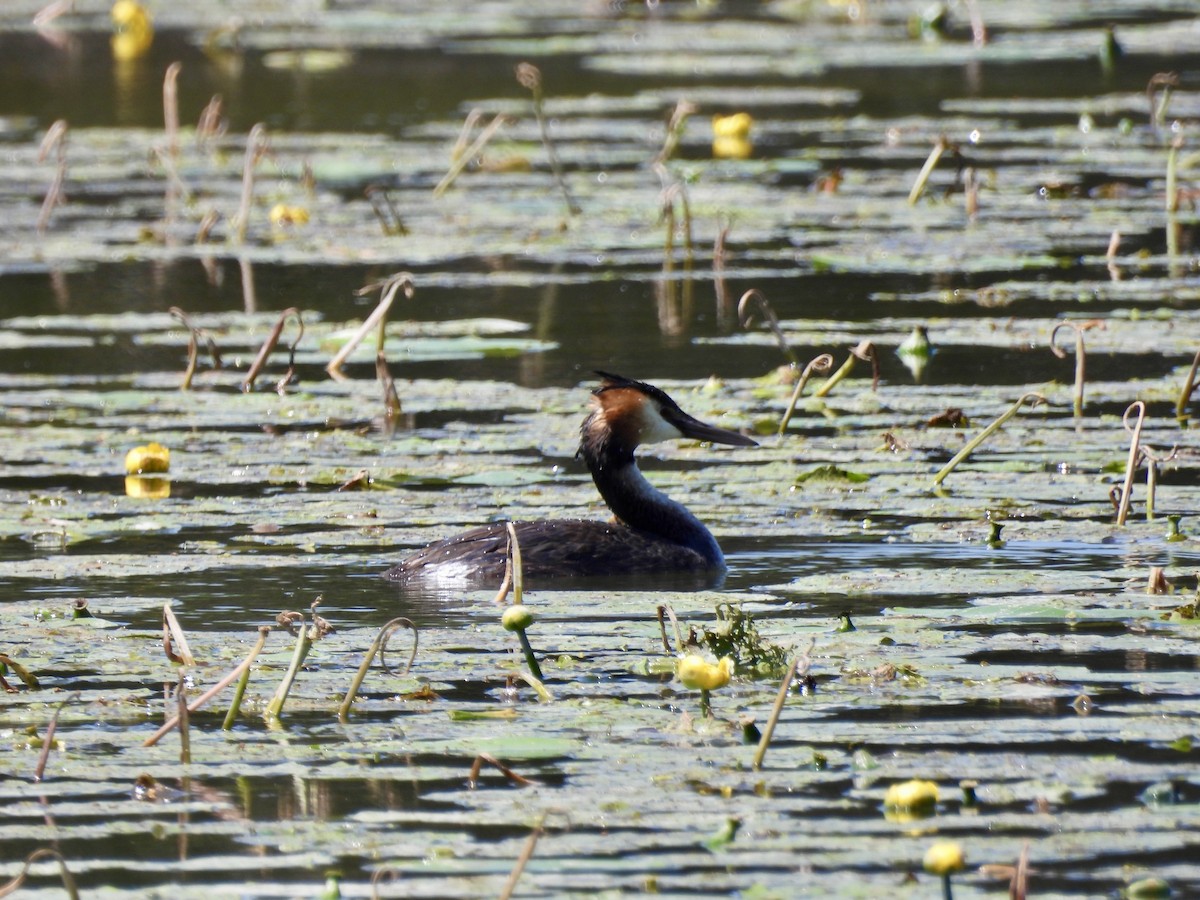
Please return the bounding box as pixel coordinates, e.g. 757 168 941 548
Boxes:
579 432 723 566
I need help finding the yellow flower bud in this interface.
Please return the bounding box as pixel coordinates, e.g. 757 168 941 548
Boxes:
501 604 535 632
923 839 965 875
676 654 734 691
124 442 170 475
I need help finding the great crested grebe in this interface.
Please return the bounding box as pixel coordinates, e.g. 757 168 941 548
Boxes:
383 372 756 582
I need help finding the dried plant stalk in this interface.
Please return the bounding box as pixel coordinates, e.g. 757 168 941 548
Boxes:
1116 401 1146 526
242 307 303 392
931 392 1047 488
907 135 949 205
779 353 835 434
738 289 796 367
327 274 414 380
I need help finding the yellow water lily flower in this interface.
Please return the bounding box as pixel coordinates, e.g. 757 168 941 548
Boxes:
111 1 153 60
677 654 734 691
884 778 939 810
711 112 753 139
124 442 170 475
711 113 753 160
923 839 965 876
269 204 311 227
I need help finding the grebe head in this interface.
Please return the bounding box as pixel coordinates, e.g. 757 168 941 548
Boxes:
584 371 758 461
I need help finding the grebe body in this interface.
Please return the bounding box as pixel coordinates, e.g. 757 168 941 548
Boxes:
383 373 755 583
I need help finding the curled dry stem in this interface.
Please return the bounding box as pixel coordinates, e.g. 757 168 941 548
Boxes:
433 112 509 197
161 602 197 666
376 352 403 430
338 617 419 721
655 99 697 164
779 353 836 435
0 848 79 900
738 289 797 367
752 638 815 770
1116 401 1147 526
365 184 408 236
516 61 579 216
34 691 78 782
659 179 694 272
1148 72 1179 132
242 307 303 393
498 811 569 900
36 119 68 236
907 134 949 205
170 306 222 390
195 94 226 151
1139 444 1178 521
468 752 540 790
659 603 684 654
656 605 673 654
1176 348 1200 423
163 61 181 158
1050 320 1104 418
931 392 1047 488
144 626 271 744
815 340 877 398
231 123 268 244
328 273 414 380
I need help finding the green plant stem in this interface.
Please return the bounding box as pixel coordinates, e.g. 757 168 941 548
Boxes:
515 629 543 682
265 624 315 721
338 617 418 722
931 392 1046 488
815 351 857 398
221 626 270 730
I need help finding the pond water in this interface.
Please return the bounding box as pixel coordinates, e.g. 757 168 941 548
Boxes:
2 2 1200 897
